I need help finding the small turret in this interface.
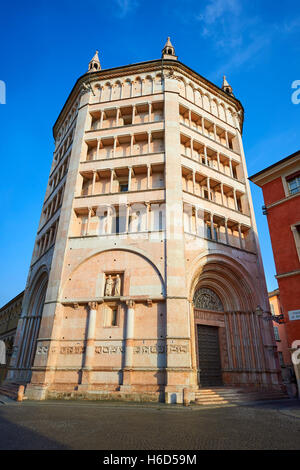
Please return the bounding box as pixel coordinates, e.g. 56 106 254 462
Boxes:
161 37 177 60
222 75 234 96
88 50 101 73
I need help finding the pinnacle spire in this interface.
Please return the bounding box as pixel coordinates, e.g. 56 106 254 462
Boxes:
162 36 177 60
88 50 101 73
222 75 234 96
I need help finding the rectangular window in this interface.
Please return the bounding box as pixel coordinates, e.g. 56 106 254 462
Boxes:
111 308 118 326
287 173 300 195
273 326 280 341
206 223 212 239
120 184 128 192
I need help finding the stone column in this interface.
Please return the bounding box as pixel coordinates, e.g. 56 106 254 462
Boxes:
148 102 152 122
147 164 151 189
229 158 233 178
225 131 229 148
96 138 101 159
207 177 211 200
233 188 238 211
204 145 208 166
80 301 98 388
224 218 229 245
130 134 134 155
91 171 97 195
116 108 120 127
121 300 135 389
128 167 132 191
110 170 114 193
147 132 151 154
238 223 243 249
217 152 220 171
113 137 117 158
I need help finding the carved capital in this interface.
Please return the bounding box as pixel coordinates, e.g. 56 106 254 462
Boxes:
126 299 135 309
88 301 98 311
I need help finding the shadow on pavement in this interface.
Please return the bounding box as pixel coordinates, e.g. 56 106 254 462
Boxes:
0 408 70 450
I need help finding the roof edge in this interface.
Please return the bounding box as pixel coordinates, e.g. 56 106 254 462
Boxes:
52 58 244 138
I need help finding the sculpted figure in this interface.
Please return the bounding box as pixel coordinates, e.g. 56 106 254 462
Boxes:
114 274 121 296
105 275 114 296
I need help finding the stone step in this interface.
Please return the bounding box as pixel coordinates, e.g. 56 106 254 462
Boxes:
0 383 23 401
194 387 289 406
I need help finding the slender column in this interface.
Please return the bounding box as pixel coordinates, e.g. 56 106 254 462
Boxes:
229 158 233 177
96 138 101 159
125 204 130 233
195 205 198 235
224 218 229 245
220 183 224 205
128 167 132 191
91 171 97 195
80 301 98 387
210 212 214 240
86 207 92 235
147 132 151 153
116 108 120 127
122 300 135 387
238 223 243 249
110 170 114 193
191 138 194 159
147 164 151 189
233 188 238 211
132 105 136 124
113 136 117 158
204 146 208 165
146 202 150 231
192 170 195 194
225 131 229 148
207 176 211 200
130 134 134 155
188 109 191 127
217 152 220 171
213 124 217 141
201 116 204 134
148 102 151 122
100 111 104 129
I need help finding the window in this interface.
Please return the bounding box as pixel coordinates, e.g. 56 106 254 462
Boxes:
273 326 280 341
291 223 300 262
120 184 128 192
104 305 119 327
286 173 300 195
111 308 118 326
206 223 212 239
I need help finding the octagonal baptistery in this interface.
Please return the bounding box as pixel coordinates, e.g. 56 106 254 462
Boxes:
7 39 283 402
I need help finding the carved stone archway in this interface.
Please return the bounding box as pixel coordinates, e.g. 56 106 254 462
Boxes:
193 287 224 312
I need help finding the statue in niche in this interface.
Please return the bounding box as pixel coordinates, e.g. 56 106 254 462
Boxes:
114 274 121 296
105 275 114 296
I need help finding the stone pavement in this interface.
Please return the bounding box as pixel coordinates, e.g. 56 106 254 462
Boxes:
0 398 299 450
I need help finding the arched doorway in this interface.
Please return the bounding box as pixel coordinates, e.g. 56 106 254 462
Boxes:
16 271 48 381
193 287 224 387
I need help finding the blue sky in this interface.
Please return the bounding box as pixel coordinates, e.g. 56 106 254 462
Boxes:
0 0 299 306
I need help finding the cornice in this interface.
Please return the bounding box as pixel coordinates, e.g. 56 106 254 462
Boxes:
249 151 300 186
53 59 244 139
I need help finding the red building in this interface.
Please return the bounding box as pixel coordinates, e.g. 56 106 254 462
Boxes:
250 150 300 396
